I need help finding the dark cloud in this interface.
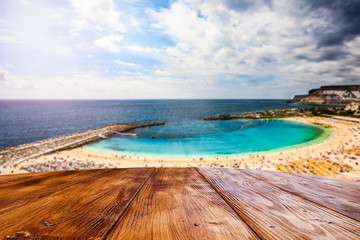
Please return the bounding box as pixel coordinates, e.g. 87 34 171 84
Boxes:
319 49 347 61
258 55 277 64
226 0 360 48
224 0 253 11
295 55 308 61
223 0 273 12
306 0 360 47
333 72 360 84
343 78 360 84
317 70 332 75
295 49 347 62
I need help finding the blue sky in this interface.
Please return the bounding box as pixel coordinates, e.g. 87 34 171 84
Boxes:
0 0 359 99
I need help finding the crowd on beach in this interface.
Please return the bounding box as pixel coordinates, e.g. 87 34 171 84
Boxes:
20 156 107 173
1 154 110 174
274 117 360 176
1 116 359 180
182 116 360 178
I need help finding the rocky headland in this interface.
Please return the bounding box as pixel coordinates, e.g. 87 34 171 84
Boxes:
204 102 360 121
288 85 360 105
203 109 302 120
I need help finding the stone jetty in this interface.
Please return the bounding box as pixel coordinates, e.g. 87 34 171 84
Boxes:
0 122 164 167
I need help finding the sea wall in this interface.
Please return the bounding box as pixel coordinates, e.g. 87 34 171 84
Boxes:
0 122 164 167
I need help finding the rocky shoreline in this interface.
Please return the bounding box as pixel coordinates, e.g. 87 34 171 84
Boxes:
204 104 360 121
204 109 302 120
0 122 164 167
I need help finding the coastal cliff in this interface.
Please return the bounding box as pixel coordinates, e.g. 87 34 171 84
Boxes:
288 85 360 105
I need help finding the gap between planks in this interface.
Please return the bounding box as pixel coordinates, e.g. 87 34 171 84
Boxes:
194 167 264 240
197 168 360 239
101 168 156 240
241 170 360 222
106 167 260 239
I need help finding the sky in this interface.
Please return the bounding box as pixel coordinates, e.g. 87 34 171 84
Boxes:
0 0 359 99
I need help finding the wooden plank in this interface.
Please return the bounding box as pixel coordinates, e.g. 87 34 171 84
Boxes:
283 172 360 198
107 168 259 240
0 168 154 239
0 170 111 214
198 168 360 240
242 169 360 221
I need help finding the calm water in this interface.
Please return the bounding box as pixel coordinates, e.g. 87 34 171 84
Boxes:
83 119 328 159
0 99 328 150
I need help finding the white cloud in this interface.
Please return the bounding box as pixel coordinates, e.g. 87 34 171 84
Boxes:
20 0 32 6
0 36 24 44
69 0 125 31
117 70 135 75
155 70 171 76
94 34 124 52
113 60 138 68
0 72 200 99
1 0 359 99
0 18 8 25
145 0 360 96
124 44 161 54
0 67 7 82
54 45 73 56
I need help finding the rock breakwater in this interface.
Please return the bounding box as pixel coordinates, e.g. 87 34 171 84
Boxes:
204 109 302 120
0 122 164 167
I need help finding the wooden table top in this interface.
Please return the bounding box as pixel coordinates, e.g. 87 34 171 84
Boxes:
0 168 359 239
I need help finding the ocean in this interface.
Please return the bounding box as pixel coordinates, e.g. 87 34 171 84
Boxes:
0 99 325 149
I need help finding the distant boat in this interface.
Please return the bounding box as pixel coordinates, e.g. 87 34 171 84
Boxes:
120 133 139 137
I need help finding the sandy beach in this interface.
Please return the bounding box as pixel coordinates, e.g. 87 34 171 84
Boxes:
2 116 360 180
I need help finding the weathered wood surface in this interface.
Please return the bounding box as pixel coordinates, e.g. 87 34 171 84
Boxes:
198 168 360 240
0 168 360 239
0 168 154 239
107 168 259 240
242 169 360 221
0 170 108 214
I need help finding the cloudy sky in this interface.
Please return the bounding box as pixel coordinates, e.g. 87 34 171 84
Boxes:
0 0 359 99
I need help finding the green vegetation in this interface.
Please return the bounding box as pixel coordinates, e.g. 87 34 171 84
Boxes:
204 106 358 121
304 107 355 117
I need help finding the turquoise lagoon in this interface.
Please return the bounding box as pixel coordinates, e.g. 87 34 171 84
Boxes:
82 119 331 160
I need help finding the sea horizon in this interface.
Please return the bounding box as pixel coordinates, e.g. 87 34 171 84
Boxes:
0 98 291 101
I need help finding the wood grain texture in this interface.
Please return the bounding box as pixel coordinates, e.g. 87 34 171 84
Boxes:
0 170 109 215
198 168 360 240
0 168 154 239
242 169 360 221
107 168 259 240
284 172 360 198
1 168 360 239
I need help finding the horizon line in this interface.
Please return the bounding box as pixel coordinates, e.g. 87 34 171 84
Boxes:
0 98 291 101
